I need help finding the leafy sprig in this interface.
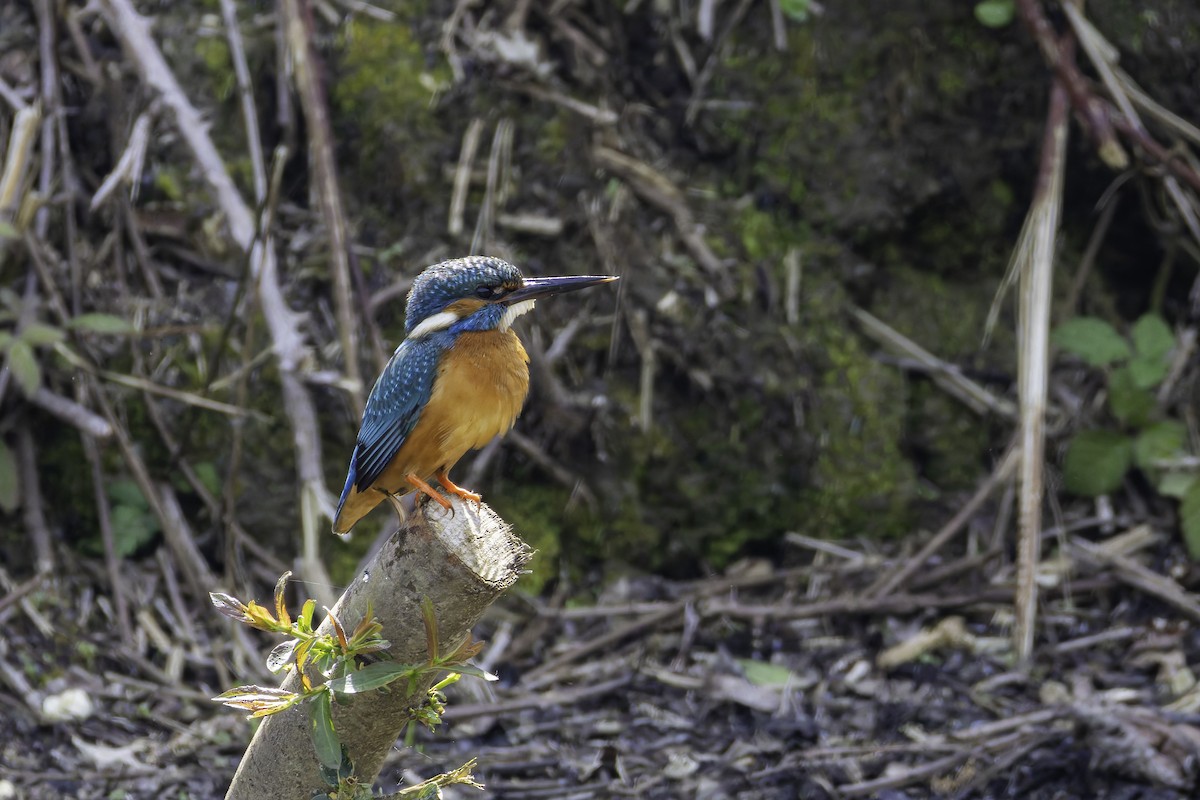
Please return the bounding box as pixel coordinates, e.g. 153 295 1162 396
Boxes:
211 574 493 798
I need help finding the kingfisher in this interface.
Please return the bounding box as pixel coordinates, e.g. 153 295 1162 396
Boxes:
332 256 617 534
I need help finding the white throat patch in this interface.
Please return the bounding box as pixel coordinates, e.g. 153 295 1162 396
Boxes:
499 299 536 332
406 310 459 340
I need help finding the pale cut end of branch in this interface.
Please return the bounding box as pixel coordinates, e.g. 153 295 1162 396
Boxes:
423 502 531 587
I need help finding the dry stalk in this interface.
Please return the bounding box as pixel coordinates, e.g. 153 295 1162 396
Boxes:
15 427 52 575
853 307 1017 419
27 386 112 438
1011 81 1069 664
217 0 266 203
89 112 150 211
449 118 485 236
471 118 513 254
868 444 1019 598
83 430 132 644
593 144 724 275
1069 536 1200 622
99 0 337 602
0 103 40 221
281 0 365 413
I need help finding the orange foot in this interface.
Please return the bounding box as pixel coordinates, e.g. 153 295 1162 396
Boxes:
436 469 483 506
405 473 452 511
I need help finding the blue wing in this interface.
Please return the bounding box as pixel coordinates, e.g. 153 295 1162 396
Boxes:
338 335 447 506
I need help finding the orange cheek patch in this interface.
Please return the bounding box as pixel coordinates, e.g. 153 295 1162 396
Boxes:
443 298 488 318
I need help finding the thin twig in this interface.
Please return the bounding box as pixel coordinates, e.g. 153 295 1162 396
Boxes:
100 0 254 245
0 574 45 617
471 119 512 254
1065 190 1119 313
282 0 364 414
52 343 256 418
82 432 132 644
218 0 266 202
449 118 484 237
685 0 754 125
869 444 1019 598
27 386 112 438
1013 0 1126 168
1069 537 1200 622
593 145 724 275
16 426 53 574
853 307 1018 419
501 81 618 125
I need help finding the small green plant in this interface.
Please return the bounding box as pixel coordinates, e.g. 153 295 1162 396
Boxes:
104 479 162 556
1053 312 1200 554
778 0 812 24
974 0 1015 28
0 288 132 397
211 574 489 799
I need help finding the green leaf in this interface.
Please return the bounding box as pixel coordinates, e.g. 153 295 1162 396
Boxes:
1128 352 1168 389
737 658 796 687
1159 472 1196 499
446 664 498 682
1133 421 1186 471
1108 366 1154 427
1126 313 1173 389
193 461 222 497
1132 313 1174 361
1181 482 1200 560
974 0 1015 27
6 339 41 395
1052 317 1130 367
212 685 299 717
298 598 316 634
108 478 149 509
0 331 12 351
309 689 342 770
0 221 18 240
327 661 414 695
69 313 134 335
266 640 298 673
0 438 18 514
20 322 65 347
778 0 811 23
1063 429 1132 497
110 503 161 556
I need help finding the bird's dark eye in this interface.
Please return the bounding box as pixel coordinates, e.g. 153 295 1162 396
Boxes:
475 286 498 299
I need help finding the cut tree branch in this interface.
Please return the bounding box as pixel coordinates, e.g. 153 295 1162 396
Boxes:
224 500 530 799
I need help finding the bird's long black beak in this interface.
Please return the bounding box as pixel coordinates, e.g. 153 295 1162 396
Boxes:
503 275 618 304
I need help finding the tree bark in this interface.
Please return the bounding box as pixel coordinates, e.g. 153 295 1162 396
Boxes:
225 500 530 799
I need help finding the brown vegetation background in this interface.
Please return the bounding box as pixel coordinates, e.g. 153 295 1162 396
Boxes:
2 0 1200 797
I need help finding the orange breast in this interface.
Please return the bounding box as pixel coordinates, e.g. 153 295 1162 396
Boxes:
374 329 530 491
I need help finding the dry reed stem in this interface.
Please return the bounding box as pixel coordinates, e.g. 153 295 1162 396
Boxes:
1013 81 1068 664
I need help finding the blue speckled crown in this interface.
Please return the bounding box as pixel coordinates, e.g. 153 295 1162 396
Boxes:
404 257 524 334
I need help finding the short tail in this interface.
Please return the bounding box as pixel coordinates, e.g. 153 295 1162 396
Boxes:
331 448 359 534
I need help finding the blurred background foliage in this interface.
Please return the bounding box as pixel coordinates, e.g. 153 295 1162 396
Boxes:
0 0 1197 592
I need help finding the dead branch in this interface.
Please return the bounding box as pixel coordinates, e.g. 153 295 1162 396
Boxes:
869 444 1019 598
593 145 725 276
225 500 530 799
281 0 365 411
99 0 337 599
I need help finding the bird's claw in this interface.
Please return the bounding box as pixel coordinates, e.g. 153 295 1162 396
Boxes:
435 470 483 508
405 473 453 512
